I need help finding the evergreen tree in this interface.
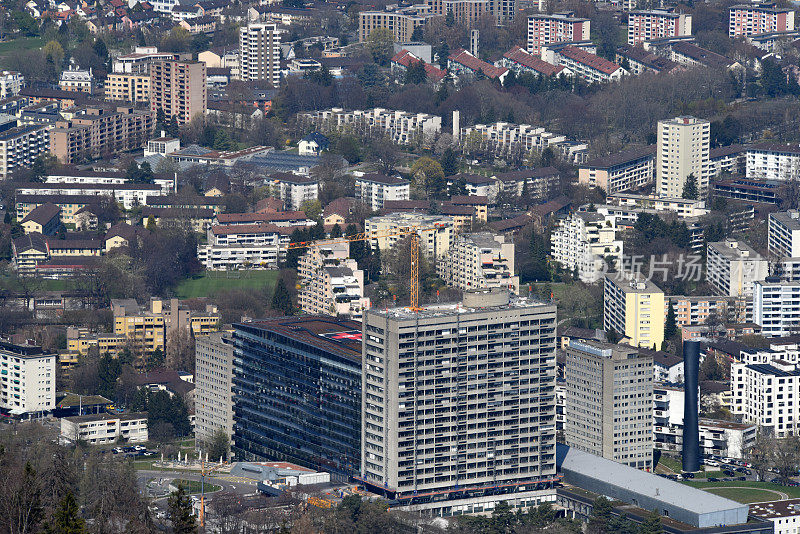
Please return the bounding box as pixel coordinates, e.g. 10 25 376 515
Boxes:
146 215 156 230
682 173 698 200
156 107 167 131
528 230 550 281
45 492 86 534
167 115 180 137
284 228 308 269
640 510 664 534
404 60 427 84
30 156 48 182
271 278 293 315
330 223 343 238
665 301 677 340
587 497 613 534
4 211 11 224
440 147 458 176
97 354 121 399
520 178 530 208
92 38 107 60
167 485 197 534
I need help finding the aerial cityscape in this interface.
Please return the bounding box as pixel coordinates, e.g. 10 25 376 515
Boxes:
0 0 799 531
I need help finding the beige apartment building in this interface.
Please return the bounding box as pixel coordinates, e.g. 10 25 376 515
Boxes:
49 107 154 164
150 60 207 125
564 339 653 469
195 332 234 445
358 5 440 42
426 0 487 26
105 73 151 103
656 116 710 198
239 23 281 87
437 232 519 293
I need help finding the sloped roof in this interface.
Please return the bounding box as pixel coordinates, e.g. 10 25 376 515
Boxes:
449 49 508 79
503 46 565 76
560 46 620 75
21 202 61 225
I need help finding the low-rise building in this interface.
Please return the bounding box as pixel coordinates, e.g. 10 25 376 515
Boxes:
298 243 370 318
15 181 164 210
59 67 94 94
20 203 61 235
0 340 56 416
578 146 656 194
198 223 292 270
711 177 782 206
615 45 680 74
267 173 319 211
499 46 566 78
358 4 440 43
750 499 800 534
60 412 148 444
706 239 768 297
437 232 518 293
551 212 623 284
0 71 23 99
551 46 626 83
301 107 441 147
459 121 587 164
708 144 748 177
492 167 560 200
354 173 410 211
447 48 509 84
606 192 708 217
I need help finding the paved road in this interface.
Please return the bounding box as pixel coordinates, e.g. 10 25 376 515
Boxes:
136 469 258 498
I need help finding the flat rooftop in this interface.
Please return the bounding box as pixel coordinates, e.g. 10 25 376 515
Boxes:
369 291 553 321
750 499 800 519
771 210 800 231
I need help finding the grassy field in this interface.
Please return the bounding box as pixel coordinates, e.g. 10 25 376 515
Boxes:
173 270 278 299
655 455 682 473
173 479 221 494
0 37 45 58
684 480 800 502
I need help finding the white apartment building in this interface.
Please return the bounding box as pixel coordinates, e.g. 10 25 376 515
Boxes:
267 173 319 211
15 182 165 210
197 224 291 270
0 71 23 99
706 240 768 297
746 143 800 182
564 339 653 469
0 125 50 180
0 342 55 416
606 193 708 218
753 278 800 337
240 23 282 86
194 332 234 445
437 232 519 293
354 173 410 211
750 499 800 534
527 12 591 56
59 67 94 94
112 47 176 74
459 121 588 163
551 212 623 284
60 412 148 444
628 10 692 46
769 210 800 259
731 348 800 437
364 212 454 258
656 116 711 198
298 243 370 319
577 146 656 194
45 170 174 194
551 46 627 83
301 107 442 147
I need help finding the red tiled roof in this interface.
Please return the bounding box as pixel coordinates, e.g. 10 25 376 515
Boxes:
560 46 620 75
503 46 564 76
449 49 508 79
391 49 447 82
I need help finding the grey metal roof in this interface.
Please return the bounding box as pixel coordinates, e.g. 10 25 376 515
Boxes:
556 444 749 527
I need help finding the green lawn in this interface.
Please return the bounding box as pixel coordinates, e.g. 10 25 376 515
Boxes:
684 480 800 502
0 37 45 58
656 455 682 473
702 487 787 503
173 479 221 494
173 270 278 299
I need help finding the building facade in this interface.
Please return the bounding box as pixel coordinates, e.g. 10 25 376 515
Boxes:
232 317 363 477
656 116 710 198
354 174 410 211
753 278 800 337
564 339 653 469
603 275 665 350
361 289 558 514
364 212 454 258
239 23 282 86
769 210 800 259
0 341 55 416
527 12 590 56
60 413 148 444
437 232 518 293
298 243 370 319
706 240 768 297
150 60 207 125
551 212 623 284
746 143 800 182
0 125 50 180
194 332 234 447
301 107 442 147
358 5 439 43
729 4 795 37
627 10 692 46
578 147 656 194
105 73 151 103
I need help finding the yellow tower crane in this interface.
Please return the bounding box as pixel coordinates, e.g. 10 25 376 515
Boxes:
287 223 448 310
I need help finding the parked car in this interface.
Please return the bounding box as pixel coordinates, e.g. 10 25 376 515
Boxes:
705 459 720 467
708 477 720 482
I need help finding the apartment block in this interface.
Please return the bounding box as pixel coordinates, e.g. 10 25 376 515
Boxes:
603 275 665 350
49 106 154 165
615 45 681 75
150 60 207 125
298 243 371 319
112 298 166 355
105 73 151 103
668 295 745 328
500 46 566 77
364 212 454 258
729 3 795 37
354 173 410 211
239 23 281 86
360 289 558 514
59 68 94 94
358 5 440 43
606 192 708 217
15 182 164 210
232 317 363 477
198 222 291 270
551 212 623 284
267 173 319 211
301 107 442 147
706 240 768 297
113 46 176 74
459 121 588 164
0 71 23 99
578 146 656 194
551 46 626 83
194 332 234 446
769 210 800 258
0 125 50 179
628 10 692 46
708 144 748 177
753 278 800 337
0 340 55 416
656 116 710 198
565 339 653 469
437 232 518 293
60 412 148 444
746 143 800 181
527 12 591 56
731 346 800 437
